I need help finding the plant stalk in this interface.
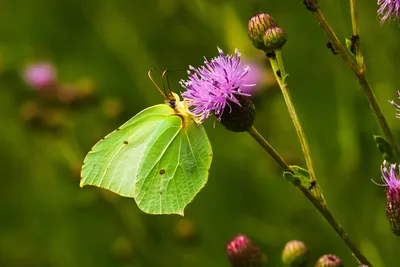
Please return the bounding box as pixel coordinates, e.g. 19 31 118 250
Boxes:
268 50 317 183
304 0 400 161
264 48 373 266
247 126 291 172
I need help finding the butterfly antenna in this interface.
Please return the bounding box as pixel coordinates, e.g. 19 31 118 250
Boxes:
147 69 166 98
162 69 174 100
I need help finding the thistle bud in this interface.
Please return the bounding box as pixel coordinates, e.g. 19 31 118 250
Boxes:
263 27 287 53
315 254 343 267
226 234 268 267
378 161 400 236
220 95 256 132
248 13 277 51
282 240 310 267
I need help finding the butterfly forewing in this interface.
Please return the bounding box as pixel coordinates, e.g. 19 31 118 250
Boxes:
80 104 175 197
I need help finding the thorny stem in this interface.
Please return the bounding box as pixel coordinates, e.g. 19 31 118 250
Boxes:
304 0 400 162
265 48 373 266
247 126 291 172
268 50 317 185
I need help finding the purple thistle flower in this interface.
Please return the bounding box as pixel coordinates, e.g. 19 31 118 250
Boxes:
180 47 254 123
23 62 57 90
377 160 400 235
378 0 400 24
389 91 400 118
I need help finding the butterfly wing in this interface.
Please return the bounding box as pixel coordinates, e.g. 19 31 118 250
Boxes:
80 103 213 215
80 104 176 197
135 115 212 215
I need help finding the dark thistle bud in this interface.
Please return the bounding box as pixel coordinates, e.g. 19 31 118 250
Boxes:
315 254 343 267
220 94 255 132
377 161 400 235
226 234 268 267
180 47 256 131
282 240 310 267
263 27 287 53
248 13 277 51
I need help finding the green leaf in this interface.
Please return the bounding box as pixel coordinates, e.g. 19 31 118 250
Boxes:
283 165 310 188
284 165 325 205
81 104 213 215
374 135 396 163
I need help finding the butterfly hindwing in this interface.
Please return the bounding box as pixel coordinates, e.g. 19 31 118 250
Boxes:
135 116 212 215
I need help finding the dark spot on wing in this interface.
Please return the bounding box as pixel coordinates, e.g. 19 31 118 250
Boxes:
159 191 163 195
123 141 128 145
159 169 166 175
116 128 120 131
101 137 105 141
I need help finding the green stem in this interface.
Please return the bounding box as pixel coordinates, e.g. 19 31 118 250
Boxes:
349 0 365 72
247 126 291 172
265 49 373 266
269 50 317 184
305 0 400 161
299 187 373 266
249 123 373 265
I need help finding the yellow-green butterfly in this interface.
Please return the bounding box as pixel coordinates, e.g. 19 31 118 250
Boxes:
80 70 212 215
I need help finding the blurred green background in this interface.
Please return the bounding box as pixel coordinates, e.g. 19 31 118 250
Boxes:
1 0 399 266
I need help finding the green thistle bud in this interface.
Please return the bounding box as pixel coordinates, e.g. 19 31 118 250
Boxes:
220 95 256 132
226 234 268 267
315 254 343 267
248 13 277 51
263 27 287 53
282 240 310 267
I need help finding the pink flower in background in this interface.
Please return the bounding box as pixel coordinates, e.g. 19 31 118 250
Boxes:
23 62 57 89
241 61 263 94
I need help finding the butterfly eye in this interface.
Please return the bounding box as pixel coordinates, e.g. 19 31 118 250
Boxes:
168 99 176 109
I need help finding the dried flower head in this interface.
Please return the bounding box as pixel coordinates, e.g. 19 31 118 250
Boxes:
180 47 256 131
23 62 57 89
378 160 400 235
378 0 400 24
226 234 268 267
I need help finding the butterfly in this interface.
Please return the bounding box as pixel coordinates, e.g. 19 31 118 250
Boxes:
80 70 212 215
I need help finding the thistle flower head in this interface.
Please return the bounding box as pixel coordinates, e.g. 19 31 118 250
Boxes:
226 234 268 267
389 91 400 118
23 62 57 89
180 47 255 131
378 160 400 235
378 0 400 24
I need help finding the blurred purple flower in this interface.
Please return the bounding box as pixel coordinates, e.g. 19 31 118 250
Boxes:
378 0 400 24
241 61 263 94
378 160 400 235
389 91 400 118
180 47 254 123
23 62 57 89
